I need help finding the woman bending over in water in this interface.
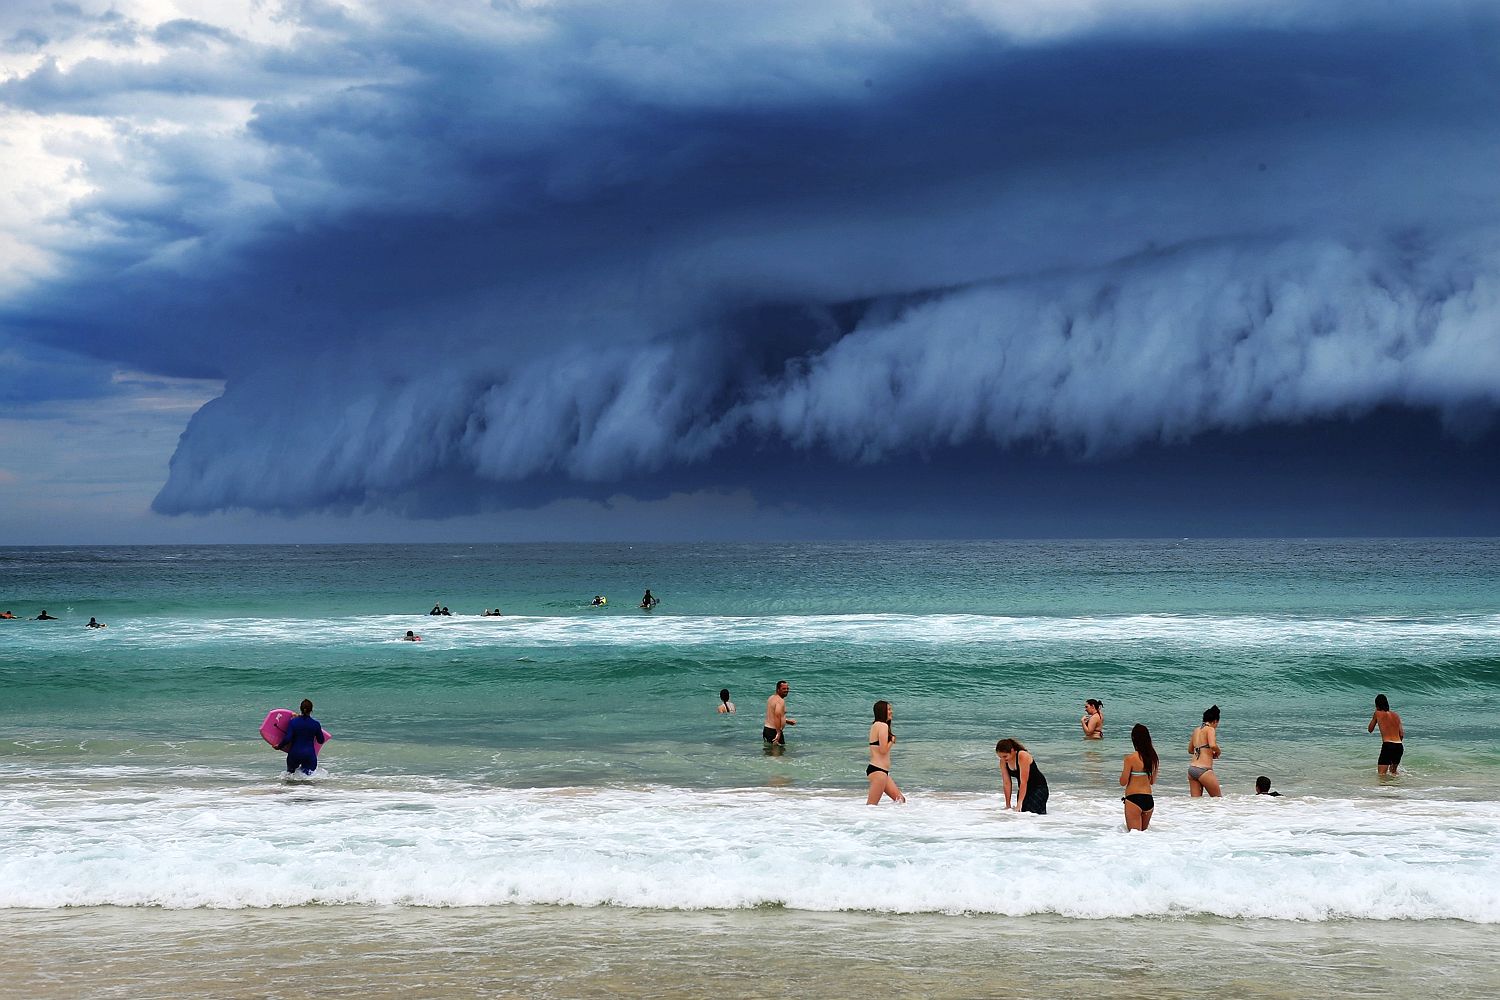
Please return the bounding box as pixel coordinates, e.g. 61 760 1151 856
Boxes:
1120 723 1158 830
996 738 1049 814
1188 704 1222 797
866 701 905 805
1081 699 1104 739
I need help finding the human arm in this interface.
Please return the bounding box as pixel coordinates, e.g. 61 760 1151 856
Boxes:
1015 751 1033 809
1368 712 1378 734
1000 760 1012 808
1119 753 1133 787
1396 713 1405 742
1208 728 1220 759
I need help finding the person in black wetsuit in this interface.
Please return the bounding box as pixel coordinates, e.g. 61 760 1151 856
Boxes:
996 737 1049 814
640 589 658 611
429 604 443 615
276 698 326 775
34 610 58 620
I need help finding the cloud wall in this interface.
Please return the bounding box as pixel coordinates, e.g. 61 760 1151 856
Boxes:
0 1 1496 517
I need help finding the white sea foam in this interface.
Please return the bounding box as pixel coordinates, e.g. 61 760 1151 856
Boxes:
27 611 1500 654
3 782 1497 919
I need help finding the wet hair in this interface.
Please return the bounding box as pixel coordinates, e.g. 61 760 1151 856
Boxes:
719 689 731 703
300 699 313 714
1202 704 1221 723
873 700 893 739
1375 694 1390 711
1256 775 1272 794
1086 699 1103 712
995 738 1027 755
1130 724 1158 778
776 679 788 690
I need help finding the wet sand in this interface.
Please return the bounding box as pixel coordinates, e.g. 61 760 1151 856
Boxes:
4 906 1497 999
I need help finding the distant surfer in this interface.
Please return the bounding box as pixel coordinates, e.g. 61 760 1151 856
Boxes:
34 610 57 620
276 698 326 775
1368 694 1405 776
403 630 421 641
640 590 658 611
0 611 17 619
86 617 107 628
429 604 443 616
440 606 452 616
482 608 503 617
1081 698 1104 739
718 688 735 714
591 595 607 606
763 680 794 746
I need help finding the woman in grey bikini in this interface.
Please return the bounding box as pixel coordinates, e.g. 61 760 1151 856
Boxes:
866 700 905 805
1120 723 1158 830
1188 704 1222 797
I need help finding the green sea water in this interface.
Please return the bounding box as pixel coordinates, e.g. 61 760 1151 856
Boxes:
2 539 1499 923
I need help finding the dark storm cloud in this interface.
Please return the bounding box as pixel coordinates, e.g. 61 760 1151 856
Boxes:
0 1 1497 517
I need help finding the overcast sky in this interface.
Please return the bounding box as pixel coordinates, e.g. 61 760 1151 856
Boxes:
1 0 1497 543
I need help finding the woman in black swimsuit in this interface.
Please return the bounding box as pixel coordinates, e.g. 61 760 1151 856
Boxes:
996 738 1049 814
1120 723 1158 831
866 700 905 805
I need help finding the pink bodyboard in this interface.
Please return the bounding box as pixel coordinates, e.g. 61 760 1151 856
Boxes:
260 708 332 756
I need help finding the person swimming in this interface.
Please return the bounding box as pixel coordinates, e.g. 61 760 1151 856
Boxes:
866 700 906 804
403 630 422 641
1120 723 1158 830
1255 775 1281 796
85 617 107 628
717 689 735 714
481 608 503 617
0 611 17 619
1188 704 1223 797
640 590 658 611
440 606 452 616
591 595 607 606
276 698 326 776
34 610 58 620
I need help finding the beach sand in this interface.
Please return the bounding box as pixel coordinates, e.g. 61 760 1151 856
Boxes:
4 906 1497 999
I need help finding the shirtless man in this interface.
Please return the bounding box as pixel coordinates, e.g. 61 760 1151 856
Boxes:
763 680 795 745
1368 694 1405 776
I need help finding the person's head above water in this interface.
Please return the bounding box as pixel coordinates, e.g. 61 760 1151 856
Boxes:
1202 704 1221 724
1256 775 1272 794
719 688 731 703
300 699 313 715
1375 694 1390 711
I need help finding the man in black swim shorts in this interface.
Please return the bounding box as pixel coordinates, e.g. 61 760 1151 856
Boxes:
763 680 794 745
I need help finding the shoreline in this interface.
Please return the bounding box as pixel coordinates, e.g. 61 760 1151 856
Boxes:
5 906 1498 998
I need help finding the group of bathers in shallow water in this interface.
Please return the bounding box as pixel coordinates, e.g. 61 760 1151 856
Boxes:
727 685 1407 828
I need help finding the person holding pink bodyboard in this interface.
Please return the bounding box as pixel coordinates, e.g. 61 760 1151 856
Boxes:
265 699 328 775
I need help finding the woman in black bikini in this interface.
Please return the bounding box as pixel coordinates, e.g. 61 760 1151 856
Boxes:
996 738 1049 814
866 701 905 805
1120 723 1158 831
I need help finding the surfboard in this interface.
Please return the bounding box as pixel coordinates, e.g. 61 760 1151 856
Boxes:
260 708 332 756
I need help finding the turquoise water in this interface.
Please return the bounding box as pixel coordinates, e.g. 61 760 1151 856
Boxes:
2 539 1499 918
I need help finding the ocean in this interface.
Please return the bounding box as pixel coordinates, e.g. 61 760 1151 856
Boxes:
2 539 1498 998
